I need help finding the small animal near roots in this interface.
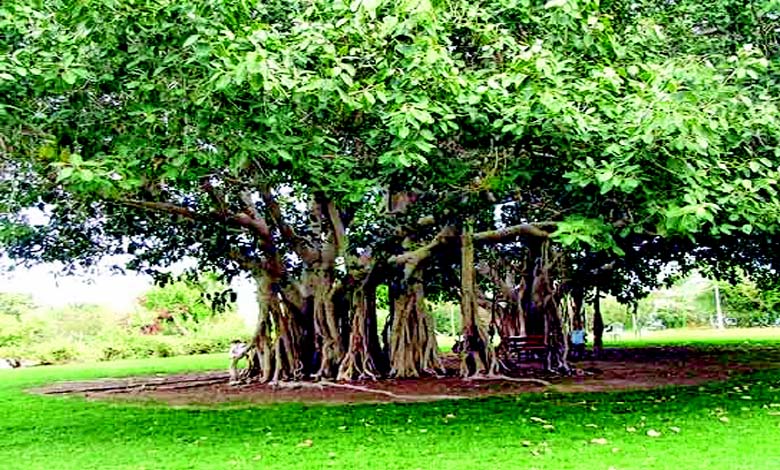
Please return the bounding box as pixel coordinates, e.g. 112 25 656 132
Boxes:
31 347 774 406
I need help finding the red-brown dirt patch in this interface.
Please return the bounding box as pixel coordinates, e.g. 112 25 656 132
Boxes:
32 347 780 406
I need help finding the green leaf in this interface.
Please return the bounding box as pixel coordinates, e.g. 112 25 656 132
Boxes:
278 149 292 161
410 108 433 124
62 69 77 85
79 169 94 182
596 169 613 183
364 90 376 106
183 35 199 48
544 0 568 8
57 167 74 182
340 73 353 87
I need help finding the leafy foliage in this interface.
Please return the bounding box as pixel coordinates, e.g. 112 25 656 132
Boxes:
718 276 780 327
137 273 236 332
0 292 36 318
2 0 779 267
0 282 247 364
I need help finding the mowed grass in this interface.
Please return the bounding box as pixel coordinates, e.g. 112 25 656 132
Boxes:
605 327 780 347
1 347 780 470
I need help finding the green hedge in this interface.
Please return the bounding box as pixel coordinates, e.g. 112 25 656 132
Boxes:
0 314 250 365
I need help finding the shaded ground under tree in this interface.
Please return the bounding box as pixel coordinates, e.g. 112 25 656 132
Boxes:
33 346 780 405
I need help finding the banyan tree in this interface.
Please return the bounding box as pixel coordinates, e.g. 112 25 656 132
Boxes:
1 0 779 381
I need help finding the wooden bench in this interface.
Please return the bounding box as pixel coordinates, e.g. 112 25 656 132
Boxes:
503 335 547 360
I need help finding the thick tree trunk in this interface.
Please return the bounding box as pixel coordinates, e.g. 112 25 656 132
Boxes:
338 281 385 380
306 199 349 380
570 288 585 330
249 275 275 382
388 278 442 378
593 289 604 357
459 226 496 376
311 270 344 380
502 274 527 338
387 226 455 378
530 245 570 374
249 273 311 382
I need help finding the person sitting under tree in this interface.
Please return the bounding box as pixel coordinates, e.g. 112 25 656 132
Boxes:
569 325 586 361
229 339 251 384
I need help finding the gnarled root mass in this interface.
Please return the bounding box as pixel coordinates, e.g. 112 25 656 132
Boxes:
246 273 310 383
389 280 443 378
311 277 343 380
337 284 384 380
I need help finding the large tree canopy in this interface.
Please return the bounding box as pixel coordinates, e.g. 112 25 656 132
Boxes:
1 0 779 379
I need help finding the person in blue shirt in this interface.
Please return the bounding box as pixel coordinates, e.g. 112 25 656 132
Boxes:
570 325 586 361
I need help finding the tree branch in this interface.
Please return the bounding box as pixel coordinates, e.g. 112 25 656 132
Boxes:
200 178 228 216
122 199 201 220
326 201 347 255
261 189 318 262
473 222 554 243
389 226 458 279
234 191 274 244
260 189 297 243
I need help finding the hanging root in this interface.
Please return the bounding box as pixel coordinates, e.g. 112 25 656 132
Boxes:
459 225 497 377
337 285 383 381
389 281 443 378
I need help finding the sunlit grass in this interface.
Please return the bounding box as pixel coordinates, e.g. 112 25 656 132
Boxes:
605 327 780 347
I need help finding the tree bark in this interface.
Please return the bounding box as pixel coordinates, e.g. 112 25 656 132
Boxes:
386 227 455 378
459 225 497 376
249 272 311 382
571 287 585 330
477 261 527 361
530 244 570 374
593 288 604 357
338 279 385 380
388 277 442 378
310 270 343 380
301 198 348 380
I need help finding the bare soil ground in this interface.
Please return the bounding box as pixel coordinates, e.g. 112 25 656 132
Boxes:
33 347 780 406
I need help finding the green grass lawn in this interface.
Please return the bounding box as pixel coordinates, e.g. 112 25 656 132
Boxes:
605 327 780 347
2 349 780 469
439 326 780 353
